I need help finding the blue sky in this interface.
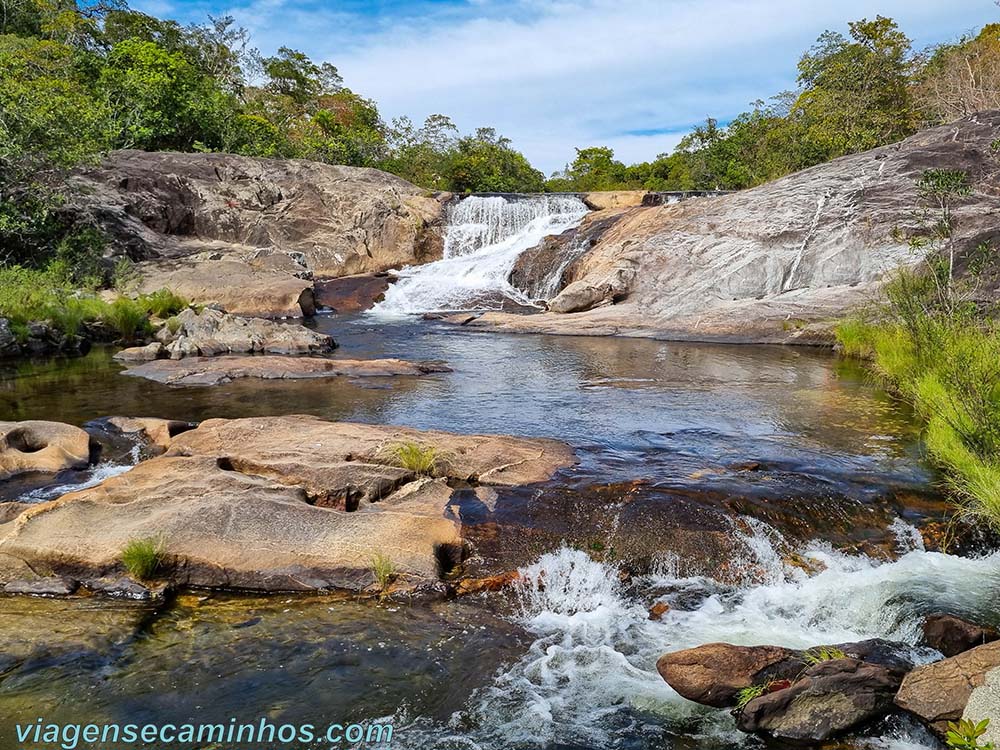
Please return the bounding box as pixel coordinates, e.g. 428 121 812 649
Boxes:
133 0 994 173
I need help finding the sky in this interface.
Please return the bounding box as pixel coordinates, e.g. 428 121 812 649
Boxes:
132 0 994 174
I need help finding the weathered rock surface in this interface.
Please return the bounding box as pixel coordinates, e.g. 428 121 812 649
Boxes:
113 308 335 362
68 151 449 316
656 643 802 707
105 416 196 452
122 355 452 386
314 273 392 313
736 658 905 742
964 667 1000 745
0 318 19 357
895 640 1000 735
0 417 575 592
581 191 648 210
0 421 93 480
923 613 1000 657
492 113 1000 343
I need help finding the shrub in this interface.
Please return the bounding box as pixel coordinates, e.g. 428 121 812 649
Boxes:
141 288 188 318
104 296 152 341
120 537 165 580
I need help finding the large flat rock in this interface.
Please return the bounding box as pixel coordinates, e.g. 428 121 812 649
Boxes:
122 355 451 386
498 113 1000 343
0 417 575 592
0 421 93 480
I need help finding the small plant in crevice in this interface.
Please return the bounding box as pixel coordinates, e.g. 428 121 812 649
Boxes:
370 552 397 595
386 441 438 476
946 718 995 750
802 646 847 665
120 536 165 580
735 684 767 711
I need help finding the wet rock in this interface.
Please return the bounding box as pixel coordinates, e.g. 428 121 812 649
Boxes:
114 341 165 362
0 416 575 592
648 601 671 620
923 613 1000 657
106 416 197 453
736 658 905 741
82 576 170 602
0 421 93 480
895 641 1000 736
315 274 392 313
656 643 803 707
122 355 451 387
4 576 79 597
149 307 335 359
454 571 521 597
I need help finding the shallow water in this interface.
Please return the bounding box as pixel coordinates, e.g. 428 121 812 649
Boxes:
1 315 995 749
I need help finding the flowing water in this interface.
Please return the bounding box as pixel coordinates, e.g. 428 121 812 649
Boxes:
1 201 999 749
375 195 589 313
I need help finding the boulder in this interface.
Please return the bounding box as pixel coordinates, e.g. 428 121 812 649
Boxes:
3 576 78 597
736 658 905 742
0 421 93 480
547 263 636 314
67 151 449 317
0 318 19 357
895 641 1000 735
656 643 802 707
0 417 575 592
923 613 1000 657
121 355 451 386
114 341 165 362
143 307 335 359
314 273 392 313
106 417 197 452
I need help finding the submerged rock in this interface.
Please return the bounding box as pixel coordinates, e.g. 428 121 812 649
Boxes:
895 640 1000 736
922 613 1000 657
0 421 93 480
122 355 451 386
0 416 575 593
736 658 906 742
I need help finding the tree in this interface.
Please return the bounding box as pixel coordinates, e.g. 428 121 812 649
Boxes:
916 24 1000 123
446 128 544 193
260 46 342 106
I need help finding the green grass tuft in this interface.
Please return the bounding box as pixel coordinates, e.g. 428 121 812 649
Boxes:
802 646 847 665
387 441 438 475
120 537 165 580
370 552 397 592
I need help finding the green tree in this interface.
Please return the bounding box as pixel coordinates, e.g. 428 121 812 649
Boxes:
445 128 544 193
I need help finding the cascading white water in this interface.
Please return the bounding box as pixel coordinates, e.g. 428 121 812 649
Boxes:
389 521 999 749
373 195 589 314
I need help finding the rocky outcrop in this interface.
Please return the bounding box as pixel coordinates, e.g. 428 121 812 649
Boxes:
736 658 905 742
895 641 1000 736
656 643 803 707
923 613 999 657
479 113 1000 343
122 355 451 386
0 416 575 592
964 667 1000 745
105 417 196 453
0 421 93 480
68 151 449 317
114 308 334 361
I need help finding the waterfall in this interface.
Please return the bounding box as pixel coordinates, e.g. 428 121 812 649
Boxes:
373 195 589 314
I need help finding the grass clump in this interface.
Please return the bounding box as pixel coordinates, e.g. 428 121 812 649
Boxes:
387 441 438 476
735 684 767 710
141 288 189 319
802 646 847 665
370 552 397 593
120 537 165 580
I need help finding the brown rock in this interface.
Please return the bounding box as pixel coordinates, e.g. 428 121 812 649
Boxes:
923 613 1000 657
454 571 522 596
106 417 197 452
895 640 1000 735
0 502 29 524
314 273 392 313
737 658 904 741
122 355 451 386
581 191 648 210
656 643 802 707
0 421 93 480
648 601 671 620
112 341 165 362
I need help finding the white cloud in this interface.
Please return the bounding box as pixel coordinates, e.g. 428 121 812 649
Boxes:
218 0 993 172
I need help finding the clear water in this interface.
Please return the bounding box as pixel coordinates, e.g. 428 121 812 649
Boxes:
1 316 996 750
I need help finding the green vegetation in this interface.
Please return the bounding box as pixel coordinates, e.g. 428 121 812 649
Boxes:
120 536 165 580
387 441 439 476
369 552 397 593
802 646 847 665
837 167 1000 529
735 684 767 710
947 719 995 750
0 266 186 342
